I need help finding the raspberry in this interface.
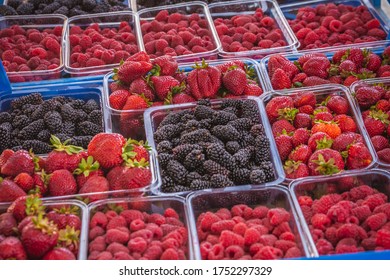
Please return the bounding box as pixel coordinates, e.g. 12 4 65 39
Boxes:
210 220 235 234
244 228 261 246
366 213 387 231
336 223 367 241
178 31 194 44
88 236 106 253
143 245 163 260
127 237 148 253
363 194 387 211
267 208 290 226
298 196 313 207
208 243 224 260
107 216 127 230
280 232 295 242
361 237 377 251
130 229 153 243
274 240 296 253
258 234 277 246
164 229 186 246
219 230 245 248
329 19 343 32
311 213 331 230
106 242 130 255
162 238 180 250
200 242 212 259
376 229 390 249
105 228 130 244
147 224 164 239
312 194 342 214
327 204 350 223
272 222 292 237
373 203 390 219
30 48 47 59
253 246 283 260
284 247 302 259
129 219 145 232
249 243 264 256
206 234 219 245
120 210 144 224
89 226 105 241
148 213 166 226
160 248 179 260
90 212 108 229
164 208 179 219
200 212 221 231
335 238 358 254
251 206 268 219
232 222 248 236
349 185 377 201
230 204 251 218
215 208 231 220
316 238 334 255
225 245 245 260
96 251 113 260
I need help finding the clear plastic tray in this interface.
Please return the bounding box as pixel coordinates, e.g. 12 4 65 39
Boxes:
290 169 390 258
259 84 378 184
186 186 312 259
103 57 265 140
63 11 141 77
0 199 88 260
143 96 285 197
208 0 299 59
132 0 228 11
0 14 66 83
349 77 390 169
85 196 195 259
136 1 221 62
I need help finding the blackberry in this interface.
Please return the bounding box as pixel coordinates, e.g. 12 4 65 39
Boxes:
165 184 188 193
190 179 212 191
161 176 175 193
11 128 20 139
159 111 185 126
18 119 45 140
16 2 34 14
183 149 205 170
209 136 225 146
0 123 11 150
54 6 69 15
42 2 61 13
254 136 271 164
11 93 43 110
250 169 267 184
212 111 237 125
0 5 17 16
44 111 63 134
233 148 253 167
61 104 79 122
210 174 234 188
69 136 92 148
181 113 195 123
221 99 242 110
0 112 11 124
250 124 265 137
240 132 256 147
109 5 126 12
157 141 173 154
37 130 51 142
78 121 102 136
52 96 68 105
22 140 52 154
157 153 173 168
259 161 275 182
61 121 75 137
166 160 188 185
199 119 212 130
82 0 97 11
184 120 200 131
76 109 88 121
229 118 253 131
22 104 38 117
7 0 22 9
231 168 251 185
69 7 87 16
88 110 103 125
197 99 211 106
154 124 180 143
11 146 23 152
11 109 22 119
53 133 71 143
211 125 240 141
225 141 241 155
68 99 85 110
241 100 260 122
186 172 202 185
180 129 211 144
206 143 235 170
92 4 110 13
31 101 55 120
83 99 100 113
222 106 239 115
172 144 202 161
194 105 214 120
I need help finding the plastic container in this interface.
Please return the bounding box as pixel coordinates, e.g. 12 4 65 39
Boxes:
63 11 140 77
0 15 66 83
85 196 195 260
350 77 390 169
132 0 227 11
186 186 312 259
136 1 221 62
280 0 390 51
208 0 299 59
0 61 11 95
290 169 390 258
0 199 88 260
103 58 265 140
259 40 390 92
144 96 285 197
259 84 378 183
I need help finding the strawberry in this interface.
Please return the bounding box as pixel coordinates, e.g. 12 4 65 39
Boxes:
346 142 372 169
152 55 178 76
271 119 295 137
268 54 299 79
129 78 155 101
187 60 221 100
371 135 389 152
0 213 17 236
21 215 59 259
0 149 14 170
288 145 312 163
14 172 34 193
332 132 363 152
366 53 382 72
48 169 77 196
87 133 126 170
57 225 80 256
294 113 311 129
43 247 75 260
172 93 196 104
47 208 81 230
308 132 333 151
265 96 294 123
298 53 327 67
150 75 180 101
332 50 347 64
292 128 310 147
0 179 26 202
302 57 331 79
343 76 359 86
378 148 390 163
312 111 333 125
284 160 309 179
222 68 247 96
302 76 329 87
243 83 263 96
364 110 388 137
293 91 316 108
345 48 365 67
125 51 150 63
78 176 109 202
326 95 349 115
109 81 128 92
114 60 153 85
271 68 291 90
0 237 27 260
275 134 293 161
375 100 390 112
7 194 44 222
33 171 49 196
110 167 152 192
109 90 131 110
308 148 344 176
338 60 357 76
355 87 383 109
122 139 151 165
1 150 34 177
333 114 357 133
311 121 342 139
45 135 84 174
216 61 245 74
73 156 104 188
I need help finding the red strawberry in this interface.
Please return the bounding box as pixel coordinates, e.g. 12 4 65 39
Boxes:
298 53 327 66
0 237 27 260
48 169 77 196
375 100 390 112
333 114 357 133
292 128 310 147
265 96 294 123
343 76 359 87
302 76 329 87
268 54 299 79
172 93 196 104
293 92 316 108
271 68 291 90
79 176 109 202
243 83 263 96
14 173 34 193
150 75 180 101
0 179 26 202
366 53 382 72
371 135 389 152
1 150 34 177
302 57 330 79
346 142 372 169
109 81 128 92
187 60 221 100
109 90 131 110
312 111 333 125
288 145 312 163
355 87 383 109
73 156 104 188
308 148 344 176
33 171 48 196
122 139 151 165
364 111 388 137
332 132 363 152
7 194 44 222
110 167 152 192
275 134 293 161
308 132 333 151
43 247 75 260
271 119 295 137
332 50 347 64
153 55 178 76
125 51 150 63
326 95 349 115
378 148 390 163
222 68 247 96
345 48 364 67
284 160 309 179
216 61 245 74
0 213 17 236
57 226 80 256
294 113 311 129
0 149 14 170
129 78 155 101
114 60 153 85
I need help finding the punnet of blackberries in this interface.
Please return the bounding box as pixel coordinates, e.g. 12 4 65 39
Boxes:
0 92 103 154
154 99 276 193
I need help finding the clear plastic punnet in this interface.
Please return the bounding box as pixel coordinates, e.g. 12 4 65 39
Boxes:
290 169 390 258
186 186 313 259
63 11 141 77
208 0 299 59
0 14 66 83
85 196 195 260
143 96 285 197
136 1 221 62
259 84 378 184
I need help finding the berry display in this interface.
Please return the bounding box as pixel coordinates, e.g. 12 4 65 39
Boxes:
136 0 223 10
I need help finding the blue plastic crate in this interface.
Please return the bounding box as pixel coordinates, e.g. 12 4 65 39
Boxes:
0 60 11 95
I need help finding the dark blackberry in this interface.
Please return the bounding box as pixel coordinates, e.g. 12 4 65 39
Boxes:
254 135 271 164
11 93 43 110
171 138 180 147
76 109 88 121
211 125 240 142
241 100 260 122
161 176 175 193
0 5 17 16
54 6 69 15
225 141 241 155
206 143 235 170
0 112 11 124
190 179 212 191
194 105 214 120
16 2 34 14
11 128 20 139
229 118 253 131
44 111 63 134
259 161 275 182
69 7 87 16
18 119 45 140
250 169 267 184
220 99 242 110
197 99 211 106
231 168 251 184
0 123 11 150
37 130 51 142
61 121 75 137
157 153 173 168
240 132 256 147
22 104 38 117
166 160 188 185
82 0 97 11
92 4 110 13
88 110 103 125
233 148 253 167
165 184 188 193
250 124 265 137
181 113 195 123
172 144 202 161
184 120 200 131
209 136 225 146
109 5 127 12
22 140 52 154
10 109 22 119
210 174 234 188
61 104 79 122
69 136 92 148
31 99 58 120
199 119 212 130
180 129 211 144
7 0 22 9
42 2 61 13
154 124 180 143
11 146 23 152
183 149 205 170
53 133 71 143
83 99 99 113
156 141 172 154
78 121 102 136
52 96 69 105
159 111 186 126
186 172 202 185
212 111 237 125
67 99 84 110
222 106 239 115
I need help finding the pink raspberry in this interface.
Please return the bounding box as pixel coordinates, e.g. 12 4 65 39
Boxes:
258 234 278 246
272 222 292 237
244 228 261 246
280 232 295 242
225 245 245 260
311 213 331 230
89 226 105 241
376 229 390 249
164 208 179 219
363 194 387 211
106 242 130 255
232 222 248 236
161 238 180 249
200 212 221 232
361 237 377 251
30 47 47 59
316 238 334 255
127 237 148 253
160 248 179 260
90 212 108 229
336 223 367 241
349 185 377 201
143 245 163 260
335 238 358 254
274 240 296 253
105 228 130 244
284 247 302 259
312 194 342 214
366 213 387 231
253 246 283 260
207 244 224 260
130 229 153 243
120 210 144 224
106 216 127 230
210 220 235 234
267 208 290 226
88 236 106 253
200 241 212 259
96 251 113 260
206 234 219 245
219 230 245 248
351 205 372 222
148 213 166 226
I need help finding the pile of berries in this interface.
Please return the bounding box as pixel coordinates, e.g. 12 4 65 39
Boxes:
0 133 152 203
297 182 390 255
154 99 276 193
0 23 62 82
265 91 373 179
88 205 188 260
0 92 103 153
140 9 216 58
137 0 223 10
267 46 390 90
196 204 303 260
69 21 138 69
0 195 82 260
214 8 288 54
287 3 387 50
353 82 390 164
109 52 263 139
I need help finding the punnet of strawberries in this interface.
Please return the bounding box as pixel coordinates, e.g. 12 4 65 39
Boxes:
294 172 390 255
266 45 390 90
285 2 388 50
0 195 84 260
88 199 190 260
0 133 153 203
264 87 374 179
351 80 390 165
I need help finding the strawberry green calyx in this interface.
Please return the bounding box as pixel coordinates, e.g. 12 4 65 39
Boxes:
138 93 153 108
293 61 303 71
150 64 162 77
192 59 209 70
278 107 299 123
244 65 257 81
0 176 3 183
58 225 80 248
328 64 340 76
74 156 100 177
29 149 42 172
54 205 80 216
32 214 58 235
313 107 329 115
369 110 390 125
320 95 332 106
284 160 301 174
315 136 333 150
107 203 124 214
50 135 84 155
112 59 125 81
124 158 149 168
122 139 151 161
293 82 303 88
25 195 45 216
312 154 340 175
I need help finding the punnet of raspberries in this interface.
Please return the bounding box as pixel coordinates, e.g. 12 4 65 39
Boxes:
0 133 152 203
266 46 390 90
296 179 390 255
351 81 390 165
0 195 84 260
108 52 263 139
68 19 139 70
286 3 387 50
140 8 217 59
264 88 373 180
136 0 223 10
88 202 189 260
152 98 277 194
0 20 63 83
